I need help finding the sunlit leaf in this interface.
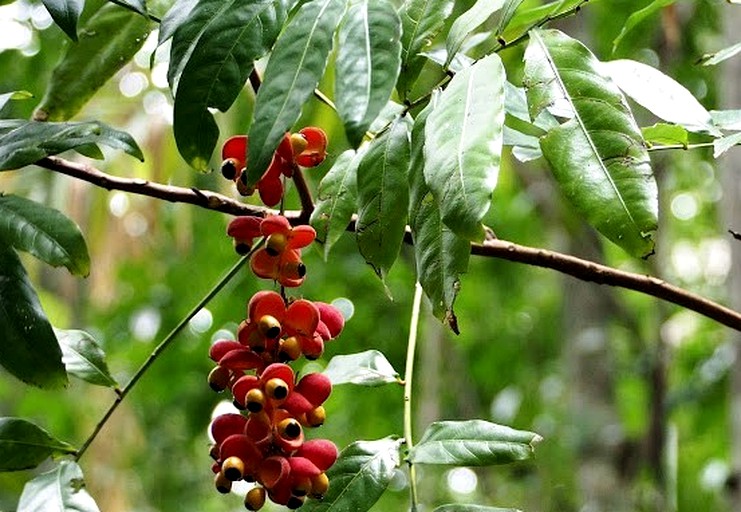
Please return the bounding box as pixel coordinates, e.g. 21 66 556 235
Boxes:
170 0 285 170
301 437 402 512
335 0 402 147
612 0 675 53
158 0 198 45
424 53 505 242
56 329 119 389
642 123 688 147
42 0 84 41
398 0 455 97
445 0 505 67
524 29 658 258
600 59 720 136
323 350 400 386
0 120 143 170
0 418 75 471
0 91 33 112
117 0 147 17
698 41 741 66
310 150 359 260
0 194 89 276
408 420 542 466
356 117 411 280
244 0 346 186
711 109 741 131
713 132 741 158
504 0 584 34
34 4 152 122
18 461 99 512
0 246 67 389
495 0 526 36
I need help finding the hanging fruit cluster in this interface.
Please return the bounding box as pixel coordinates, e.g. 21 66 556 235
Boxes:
208 128 343 510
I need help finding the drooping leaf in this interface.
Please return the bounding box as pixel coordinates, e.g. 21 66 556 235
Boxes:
0 194 90 276
42 0 84 41
56 329 119 389
523 29 658 258
310 150 359 260
0 418 75 471
34 4 152 122
158 0 198 45
0 246 67 389
323 350 400 386
335 0 402 147
445 0 505 67
408 420 542 466
433 506 520 512
424 53 505 242
612 0 675 53
170 0 286 171
698 41 741 66
18 461 99 512
301 437 402 512
713 132 741 158
409 101 469 333
495 0 526 36
600 59 720 136
356 117 411 280
244 0 346 186
0 91 33 112
642 123 688 147
0 120 143 171
711 109 741 131
397 0 455 97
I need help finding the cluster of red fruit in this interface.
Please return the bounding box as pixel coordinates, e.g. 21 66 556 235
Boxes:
208 129 341 510
220 127 327 206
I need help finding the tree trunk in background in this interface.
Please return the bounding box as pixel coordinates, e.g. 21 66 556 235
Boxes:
722 6 741 509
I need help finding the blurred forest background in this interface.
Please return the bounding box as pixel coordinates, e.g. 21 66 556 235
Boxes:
1 0 740 511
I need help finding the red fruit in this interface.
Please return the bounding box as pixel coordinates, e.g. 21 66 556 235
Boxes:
231 375 260 408
261 363 295 392
227 216 262 251
248 291 286 324
294 127 327 168
295 373 332 407
219 434 263 473
316 302 344 339
209 340 243 362
258 455 291 490
295 439 338 471
257 175 284 207
288 456 321 478
221 135 248 168
218 347 263 371
210 414 248 445
285 300 320 337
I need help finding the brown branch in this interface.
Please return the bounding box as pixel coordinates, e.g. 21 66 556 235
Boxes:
34 155 741 332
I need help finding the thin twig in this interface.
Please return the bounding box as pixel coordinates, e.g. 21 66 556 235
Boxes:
404 282 424 512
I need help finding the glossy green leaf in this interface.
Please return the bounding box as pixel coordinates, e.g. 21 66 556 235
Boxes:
335 0 402 147
170 0 285 171
42 0 84 41
301 437 402 512
409 101 469 333
433 506 520 512
117 0 148 17
398 0 455 97
713 132 741 158
495 0 525 36
612 0 674 53
642 123 688 147
600 59 720 136
0 91 33 112
424 53 504 242
244 0 346 186
523 29 658 258
711 109 741 131
0 120 143 171
0 418 75 472
408 420 542 466
504 0 583 34
323 350 400 386
356 117 411 279
56 329 119 389
698 41 741 66
310 150 359 260
34 4 152 122
445 0 505 67
0 246 67 389
158 0 198 45
0 194 89 276
18 461 99 512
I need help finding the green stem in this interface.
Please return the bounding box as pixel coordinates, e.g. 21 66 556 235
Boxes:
647 141 725 152
404 282 424 512
75 251 253 460
107 0 162 22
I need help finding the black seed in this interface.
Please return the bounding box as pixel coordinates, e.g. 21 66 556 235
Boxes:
297 263 306 277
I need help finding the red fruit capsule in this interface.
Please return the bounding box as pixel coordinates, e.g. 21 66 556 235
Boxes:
222 135 248 168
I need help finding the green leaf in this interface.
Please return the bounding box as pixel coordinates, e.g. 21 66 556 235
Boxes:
244 0 346 186
56 329 119 389
424 53 505 242
612 0 675 53
0 91 33 112
523 29 658 258
711 109 741 131
170 0 286 171
600 59 720 136
698 41 741 66
301 437 402 512
117 0 148 17
409 101 469 333
398 0 455 97
18 461 99 512
642 123 688 147
713 131 741 158
0 194 90 276
0 246 67 389
335 0 402 147
34 4 152 122
356 117 411 280
158 0 198 45
495 0 526 36
408 420 542 466
42 0 84 41
310 149 359 260
433 506 520 512
0 418 75 471
323 350 400 386
445 0 505 67
0 120 143 171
